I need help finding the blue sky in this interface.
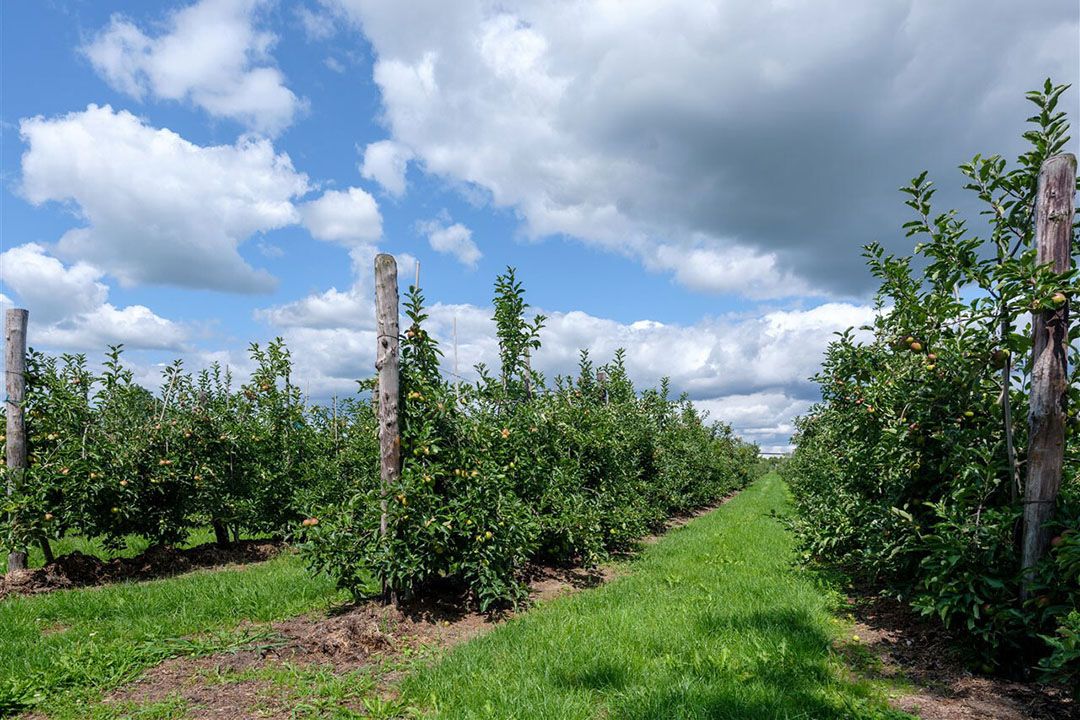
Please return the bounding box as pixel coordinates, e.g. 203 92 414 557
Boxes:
1 0 1076 451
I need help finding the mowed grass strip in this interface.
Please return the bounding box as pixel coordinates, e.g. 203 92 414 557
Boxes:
403 474 911 720
0 552 345 716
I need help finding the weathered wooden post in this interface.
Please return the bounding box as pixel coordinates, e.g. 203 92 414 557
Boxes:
374 254 401 604
6 308 28 573
1022 153 1077 580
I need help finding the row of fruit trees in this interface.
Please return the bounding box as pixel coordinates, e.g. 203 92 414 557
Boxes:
1 267 758 609
784 81 1080 686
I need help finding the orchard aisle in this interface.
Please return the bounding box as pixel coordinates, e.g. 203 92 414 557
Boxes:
4 475 923 719
402 474 911 719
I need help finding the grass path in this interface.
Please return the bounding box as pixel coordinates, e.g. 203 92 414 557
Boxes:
2 475 913 719
402 474 911 719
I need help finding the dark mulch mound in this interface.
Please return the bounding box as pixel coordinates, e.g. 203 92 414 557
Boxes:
838 590 1077 719
1 540 283 599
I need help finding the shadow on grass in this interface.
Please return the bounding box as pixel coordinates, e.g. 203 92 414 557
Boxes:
589 608 914 720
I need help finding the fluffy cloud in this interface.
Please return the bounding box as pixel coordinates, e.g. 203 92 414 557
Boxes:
19 104 310 293
0 244 185 351
694 393 815 454
258 285 371 330
84 0 303 135
0 244 107 324
299 187 383 246
326 0 1077 297
360 140 413 197
417 219 481 268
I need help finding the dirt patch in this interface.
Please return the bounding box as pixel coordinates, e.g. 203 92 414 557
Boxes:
100 561 619 718
1 540 283 599
837 592 1076 719
525 564 619 603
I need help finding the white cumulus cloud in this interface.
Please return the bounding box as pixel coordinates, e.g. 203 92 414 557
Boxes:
0 244 186 351
299 187 383 246
360 140 413 197
325 0 1077 297
417 218 481 268
254 258 876 446
19 104 310 293
84 0 304 135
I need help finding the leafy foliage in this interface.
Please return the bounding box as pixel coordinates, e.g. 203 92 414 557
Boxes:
783 80 1080 680
1 341 352 558
2 267 756 612
302 268 758 610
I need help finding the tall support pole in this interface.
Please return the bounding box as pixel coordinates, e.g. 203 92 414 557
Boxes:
5 309 28 573
1022 153 1077 581
374 254 401 604
453 316 460 396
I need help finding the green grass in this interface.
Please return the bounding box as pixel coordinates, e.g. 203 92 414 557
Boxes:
0 552 347 716
26 527 268 568
4 475 913 719
402 474 912 719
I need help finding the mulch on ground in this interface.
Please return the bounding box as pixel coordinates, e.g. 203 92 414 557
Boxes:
0 540 282 599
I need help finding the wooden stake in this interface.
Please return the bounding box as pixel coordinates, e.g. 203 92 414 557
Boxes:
5 309 28 573
1022 153 1077 579
374 254 401 604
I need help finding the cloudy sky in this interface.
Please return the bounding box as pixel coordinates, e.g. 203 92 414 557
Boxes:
1 0 1077 452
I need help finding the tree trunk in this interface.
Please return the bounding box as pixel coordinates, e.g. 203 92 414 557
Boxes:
39 537 54 565
212 519 230 547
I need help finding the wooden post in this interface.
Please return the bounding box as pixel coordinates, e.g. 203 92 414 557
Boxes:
1022 153 1077 579
374 254 401 604
6 309 28 573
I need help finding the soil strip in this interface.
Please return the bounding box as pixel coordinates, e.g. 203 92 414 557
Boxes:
837 590 1076 719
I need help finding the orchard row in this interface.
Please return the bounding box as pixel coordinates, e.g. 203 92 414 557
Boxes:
2 268 758 608
783 81 1080 685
